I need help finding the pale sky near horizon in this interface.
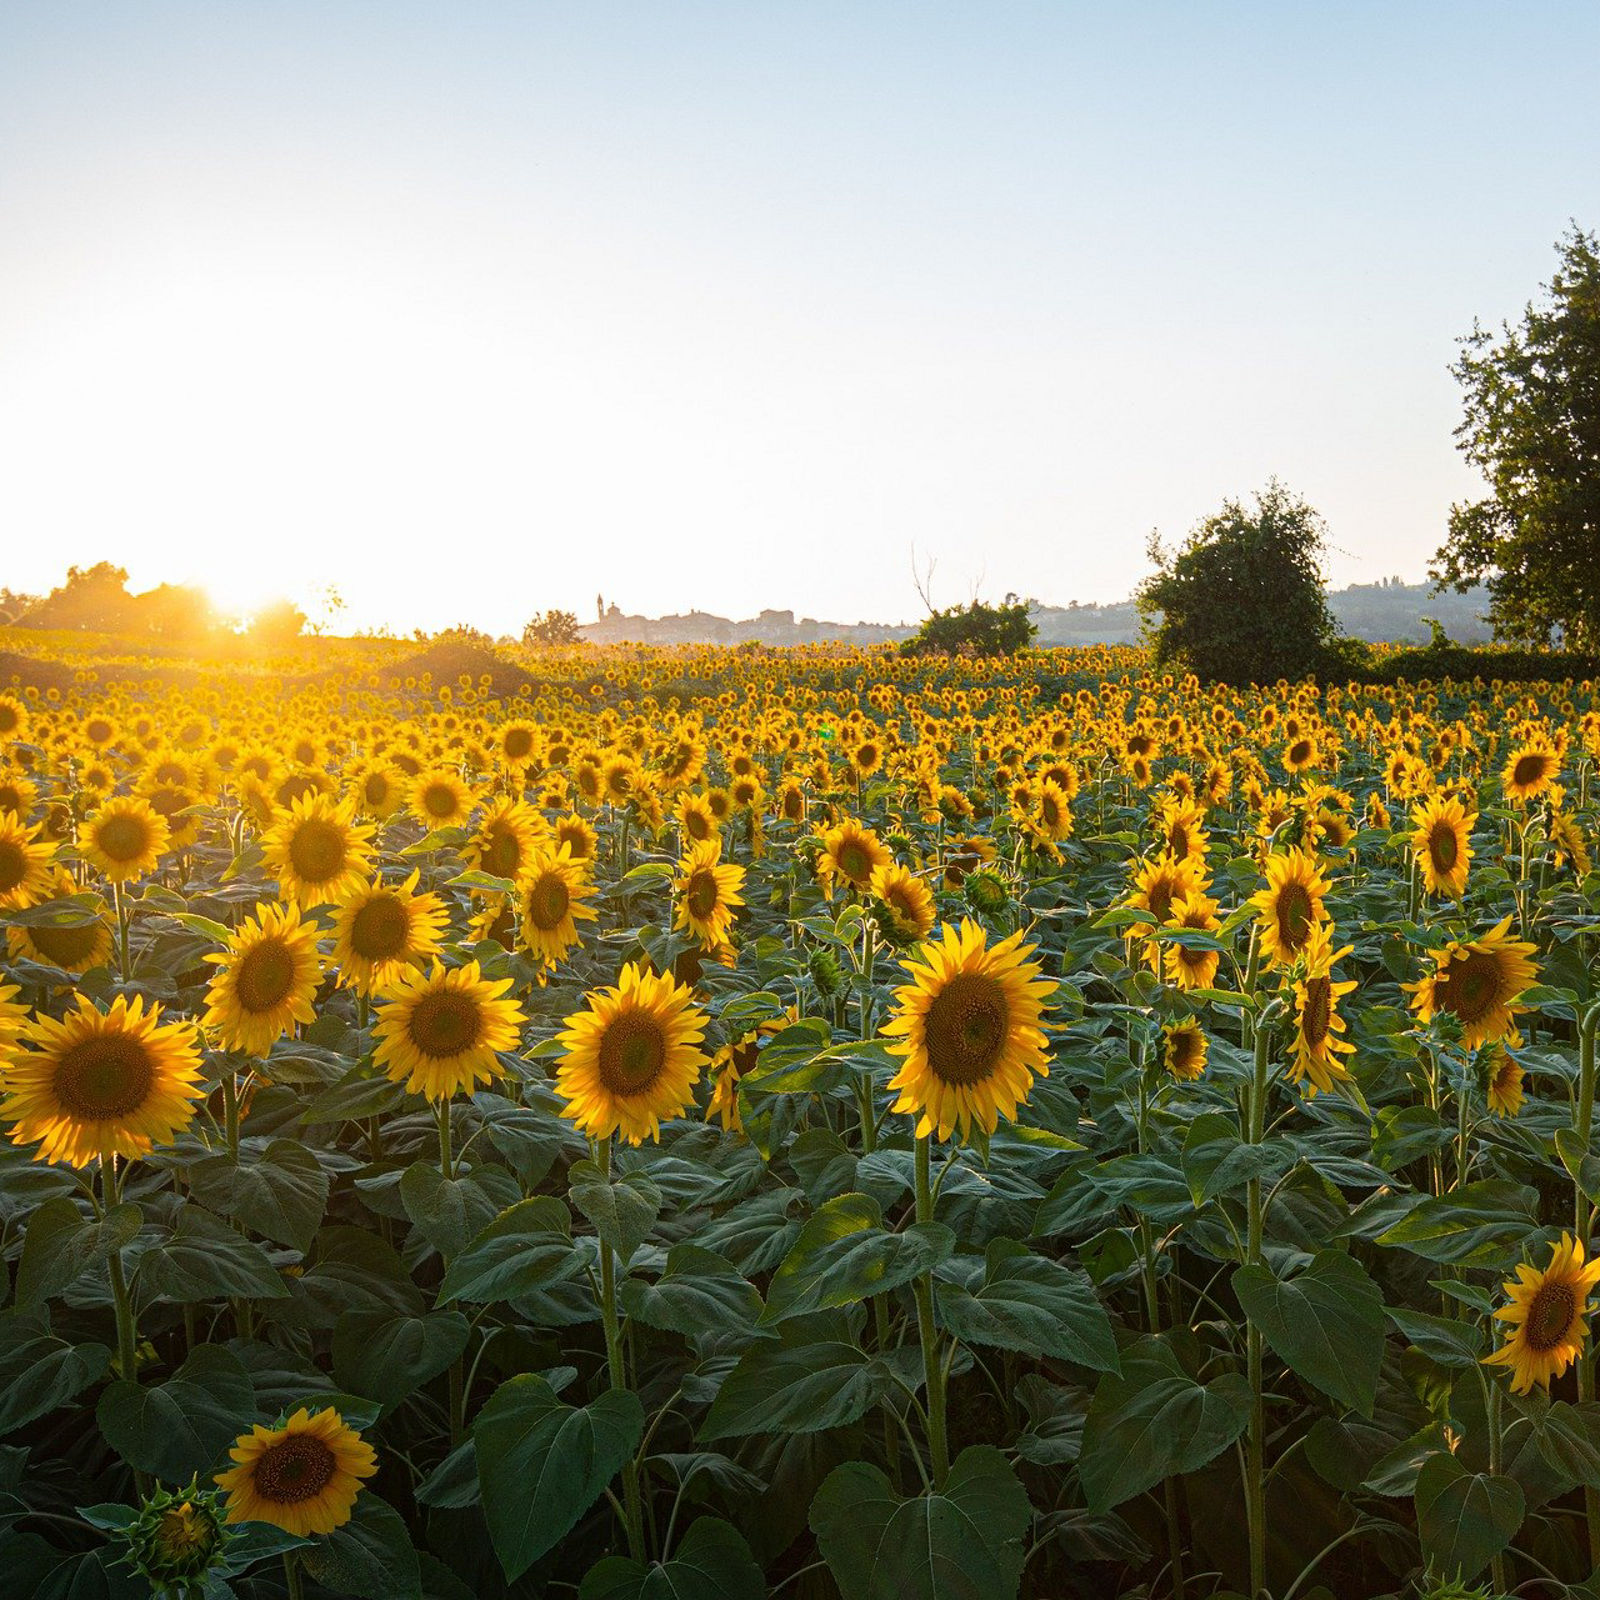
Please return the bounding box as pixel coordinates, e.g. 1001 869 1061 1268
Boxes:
2 2 1598 635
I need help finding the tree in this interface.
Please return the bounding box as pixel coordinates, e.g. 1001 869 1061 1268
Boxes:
247 598 307 648
18 562 135 632
1432 225 1600 648
900 597 1036 657
523 610 583 646
1138 481 1344 685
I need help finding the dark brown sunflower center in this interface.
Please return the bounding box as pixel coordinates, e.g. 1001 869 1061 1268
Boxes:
0 840 26 893
236 939 297 1013
423 784 459 819
1301 974 1332 1047
1172 1029 1203 1073
685 809 712 840
923 973 1009 1086
53 1034 155 1120
481 828 522 878
1276 882 1313 949
0 785 23 814
30 919 102 966
288 820 347 884
0 705 18 733
1288 740 1312 765
350 896 410 960
364 774 391 806
526 875 570 931
252 1434 337 1504
277 775 321 809
685 871 719 921
558 829 590 860
409 991 482 1058
597 1013 667 1095
1429 822 1459 871
1526 1281 1578 1352
1147 881 1176 923
96 815 150 862
85 719 114 743
504 728 535 760
1169 823 1188 855
1513 753 1550 788
1439 951 1501 1024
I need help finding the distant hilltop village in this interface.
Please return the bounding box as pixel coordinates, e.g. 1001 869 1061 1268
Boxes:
579 580 1492 649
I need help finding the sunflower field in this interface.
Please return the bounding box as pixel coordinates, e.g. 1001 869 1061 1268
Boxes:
2 641 1600 1600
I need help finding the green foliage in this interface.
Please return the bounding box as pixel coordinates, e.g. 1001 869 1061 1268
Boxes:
900 596 1036 657
1434 224 1600 648
1137 479 1345 684
524 608 585 645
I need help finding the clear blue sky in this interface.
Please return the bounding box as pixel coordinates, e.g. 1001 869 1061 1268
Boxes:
2 2 1597 634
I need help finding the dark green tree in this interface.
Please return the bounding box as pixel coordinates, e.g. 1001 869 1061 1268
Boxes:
1137 481 1344 685
901 595 1036 657
1433 225 1600 648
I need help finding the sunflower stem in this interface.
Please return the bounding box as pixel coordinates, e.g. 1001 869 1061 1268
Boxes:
436 1096 454 1180
596 1138 646 1561
1576 1002 1600 1569
1488 1379 1507 1595
1243 1007 1276 1600
912 1134 950 1491
111 878 131 985
283 1551 305 1600
221 1069 240 1164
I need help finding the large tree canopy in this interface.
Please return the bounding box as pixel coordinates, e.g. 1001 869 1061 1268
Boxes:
1433 224 1600 648
1137 481 1344 686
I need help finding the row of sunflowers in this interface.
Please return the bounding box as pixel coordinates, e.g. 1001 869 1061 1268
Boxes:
0 649 1598 1599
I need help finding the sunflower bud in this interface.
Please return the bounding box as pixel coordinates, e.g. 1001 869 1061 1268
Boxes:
808 947 846 1001
114 1479 235 1597
964 868 1009 918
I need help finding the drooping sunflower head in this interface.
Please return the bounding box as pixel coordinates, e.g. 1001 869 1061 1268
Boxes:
1406 916 1540 1051
1161 890 1223 992
0 809 57 911
705 1017 786 1133
1162 1018 1208 1082
2 992 204 1167
262 792 375 907
554 962 709 1145
331 871 449 997
1410 792 1476 898
673 840 747 952
1483 1233 1600 1395
373 960 524 1102
1551 811 1593 879
203 900 324 1057
1485 1042 1526 1119
216 1406 377 1538
517 846 597 973
1248 847 1331 968
81 795 171 884
870 861 937 945
882 919 1056 1142
1287 923 1356 1097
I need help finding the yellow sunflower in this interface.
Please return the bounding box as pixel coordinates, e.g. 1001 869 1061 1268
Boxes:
1161 890 1222 992
2 993 204 1167
330 872 449 997
882 919 1056 1142
1287 924 1356 1096
6 872 114 975
464 797 545 886
1405 916 1539 1051
676 791 721 850
706 1017 787 1133
372 961 524 1101
870 861 937 944
673 840 746 951
1502 741 1560 805
1248 847 1331 969
1410 793 1475 898
1485 1042 1525 1118
1483 1233 1600 1395
0 693 28 745
554 963 709 1145
1551 811 1593 878
0 810 57 911
216 1406 377 1537
1163 1018 1208 1082
203 901 324 1057
552 813 598 865
261 793 375 907
517 846 597 972
410 768 477 830
817 818 891 897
